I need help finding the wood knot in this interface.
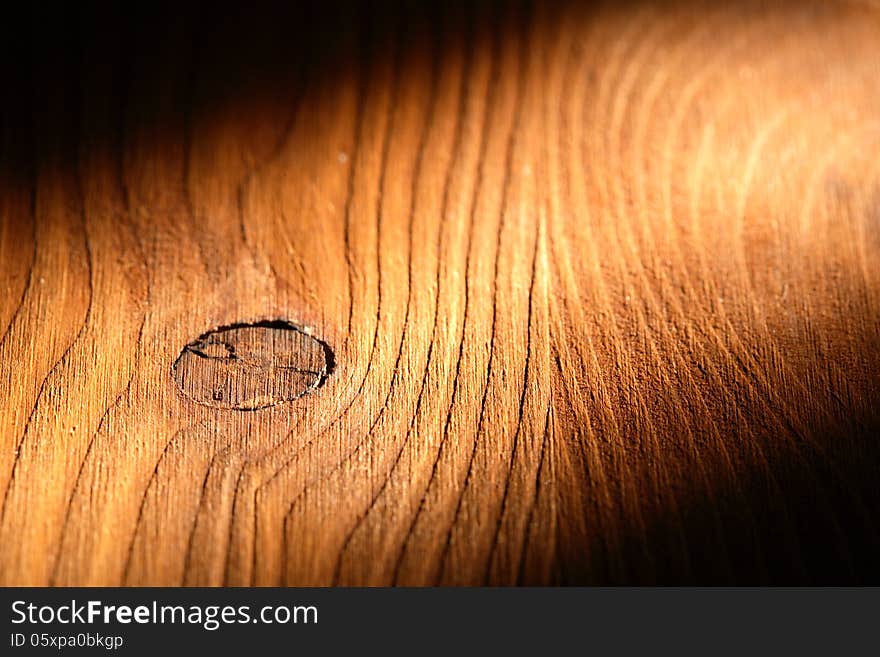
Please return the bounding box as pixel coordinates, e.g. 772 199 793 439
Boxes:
172 319 334 410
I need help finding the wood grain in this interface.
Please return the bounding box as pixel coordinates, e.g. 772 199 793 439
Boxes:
1 0 879 585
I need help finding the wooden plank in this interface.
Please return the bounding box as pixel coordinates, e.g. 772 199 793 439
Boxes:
1 0 879 585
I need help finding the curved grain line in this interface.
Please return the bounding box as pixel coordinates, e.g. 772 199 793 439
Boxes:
49 314 146 585
221 465 249 585
121 423 198 584
181 451 220 584
0 177 95 526
390 3 501 585
296 11 439 512
515 400 552 585
275 11 407 584
482 205 540 583
181 449 234 585
541 4 625 570
237 5 313 274
0 187 37 351
554 4 657 577
629 9 758 578
248 7 400 481
602 7 706 580
242 11 398 541
329 14 448 584
435 2 530 583
328 4 477 585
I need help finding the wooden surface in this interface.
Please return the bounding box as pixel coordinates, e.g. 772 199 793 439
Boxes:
1 0 880 586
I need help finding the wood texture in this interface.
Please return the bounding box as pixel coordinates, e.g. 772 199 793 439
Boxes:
172 321 333 411
1 0 879 585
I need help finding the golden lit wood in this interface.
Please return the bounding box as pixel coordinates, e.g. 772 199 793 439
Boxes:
1 0 879 585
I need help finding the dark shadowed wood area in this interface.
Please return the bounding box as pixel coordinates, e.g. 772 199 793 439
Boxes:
1 0 879 585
